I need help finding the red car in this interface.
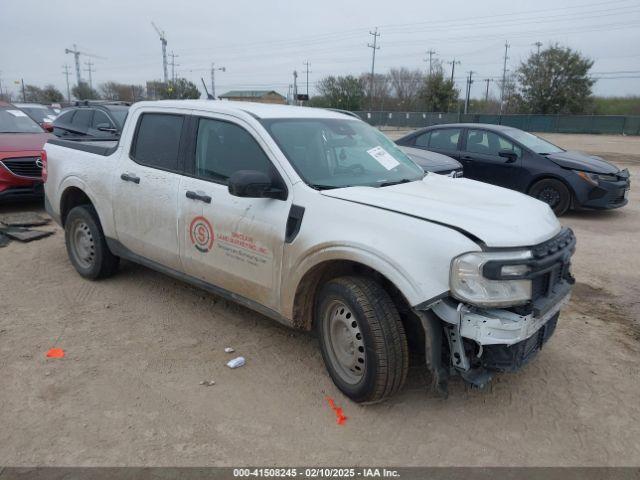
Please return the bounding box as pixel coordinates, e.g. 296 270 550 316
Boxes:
0 101 52 201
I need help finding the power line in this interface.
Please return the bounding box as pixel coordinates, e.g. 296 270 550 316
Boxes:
464 71 474 114
62 64 71 101
84 61 95 89
447 59 461 82
303 61 311 96
425 49 436 76
367 27 380 110
169 51 179 82
500 41 510 113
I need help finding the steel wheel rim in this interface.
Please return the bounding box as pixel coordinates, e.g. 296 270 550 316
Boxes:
323 300 366 384
70 220 95 269
538 186 561 208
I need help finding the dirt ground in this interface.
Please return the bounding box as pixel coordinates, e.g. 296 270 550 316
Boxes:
1 134 639 467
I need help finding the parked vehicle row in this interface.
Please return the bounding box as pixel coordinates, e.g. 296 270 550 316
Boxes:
396 124 630 215
52 101 129 139
44 101 576 402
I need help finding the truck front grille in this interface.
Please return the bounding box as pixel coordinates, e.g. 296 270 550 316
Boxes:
0 156 42 179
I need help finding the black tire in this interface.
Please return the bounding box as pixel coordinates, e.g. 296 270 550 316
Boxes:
529 178 572 216
64 205 119 280
316 276 409 403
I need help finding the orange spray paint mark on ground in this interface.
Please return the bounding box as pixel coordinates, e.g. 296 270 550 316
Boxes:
46 348 65 359
326 396 347 425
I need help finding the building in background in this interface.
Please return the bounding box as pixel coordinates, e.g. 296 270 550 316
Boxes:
218 90 286 104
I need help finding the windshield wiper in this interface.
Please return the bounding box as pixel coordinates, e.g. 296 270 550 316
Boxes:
308 183 344 190
378 178 413 188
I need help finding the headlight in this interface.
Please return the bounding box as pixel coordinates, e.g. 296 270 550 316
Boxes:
574 170 618 185
450 250 532 307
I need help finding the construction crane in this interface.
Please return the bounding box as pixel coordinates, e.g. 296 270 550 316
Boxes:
64 44 105 86
151 22 169 84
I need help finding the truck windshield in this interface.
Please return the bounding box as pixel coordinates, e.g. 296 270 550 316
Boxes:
0 108 44 133
263 118 424 189
505 129 564 155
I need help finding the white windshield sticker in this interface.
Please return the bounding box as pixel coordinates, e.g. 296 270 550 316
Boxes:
367 146 400 170
7 110 28 117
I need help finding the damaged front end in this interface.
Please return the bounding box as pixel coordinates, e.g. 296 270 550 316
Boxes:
416 227 576 394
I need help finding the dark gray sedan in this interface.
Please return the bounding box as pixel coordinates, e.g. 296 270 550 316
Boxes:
398 146 463 177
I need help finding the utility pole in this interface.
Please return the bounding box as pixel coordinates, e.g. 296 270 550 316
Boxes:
447 59 461 82
483 78 493 102
287 84 292 104
293 70 298 104
210 63 226 99
151 22 169 84
84 61 95 89
21 78 26 102
464 71 474 114
533 41 543 55
500 41 510 114
65 44 82 85
169 51 179 82
303 61 311 97
62 65 71 101
425 49 436 76
367 27 380 111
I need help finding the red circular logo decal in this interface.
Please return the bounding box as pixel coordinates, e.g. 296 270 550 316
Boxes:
189 216 215 253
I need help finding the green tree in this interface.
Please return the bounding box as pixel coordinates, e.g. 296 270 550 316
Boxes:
315 75 365 110
23 85 44 102
72 82 100 100
517 44 594 114
42 84 64 103
418 64 459 112
158 78 200 100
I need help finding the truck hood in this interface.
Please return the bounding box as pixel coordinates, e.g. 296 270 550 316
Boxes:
0 132 51 152
545 150 619 174
321 174 561 248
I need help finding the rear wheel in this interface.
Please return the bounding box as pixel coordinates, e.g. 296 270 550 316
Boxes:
316 276 409 403
529 178 571 216
65 205 119 279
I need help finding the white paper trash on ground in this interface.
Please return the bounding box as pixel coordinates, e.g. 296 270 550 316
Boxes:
226 356 245 368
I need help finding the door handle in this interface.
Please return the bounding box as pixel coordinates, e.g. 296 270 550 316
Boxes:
461 155 473 161
186 190 212 204
120 173 140 184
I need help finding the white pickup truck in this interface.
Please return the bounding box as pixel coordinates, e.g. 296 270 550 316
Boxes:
44 100 575 403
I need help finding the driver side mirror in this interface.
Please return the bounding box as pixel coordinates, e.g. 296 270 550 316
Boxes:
228 170 286 200
498 149 518 163
42 122 54 132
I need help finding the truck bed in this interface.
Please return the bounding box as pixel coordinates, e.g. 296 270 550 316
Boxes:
47 138 119 157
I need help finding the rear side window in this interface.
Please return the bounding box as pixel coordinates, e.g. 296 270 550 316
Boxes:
131 113 184 171
428 129 461 152
56 110 75 124
195 118 273 183
71 109 93 127
415 132 430 147
92 110 112 128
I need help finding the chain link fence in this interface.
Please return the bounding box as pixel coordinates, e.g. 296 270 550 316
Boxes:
354 111 640 135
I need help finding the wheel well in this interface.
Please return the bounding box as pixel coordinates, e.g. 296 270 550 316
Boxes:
60 187 93 226
527 175 574 196
292 260 423 350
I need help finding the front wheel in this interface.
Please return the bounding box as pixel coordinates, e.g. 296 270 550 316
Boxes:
529 178 571 216
316 276 409 403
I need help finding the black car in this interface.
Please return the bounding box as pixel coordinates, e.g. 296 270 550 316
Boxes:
398 146 463 177
396 123 630 215
53 101 129 139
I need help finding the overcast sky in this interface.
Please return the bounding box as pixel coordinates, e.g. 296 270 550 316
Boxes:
1 0 639 101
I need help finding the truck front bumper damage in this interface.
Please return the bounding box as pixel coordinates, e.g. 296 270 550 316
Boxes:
417 293 570 391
